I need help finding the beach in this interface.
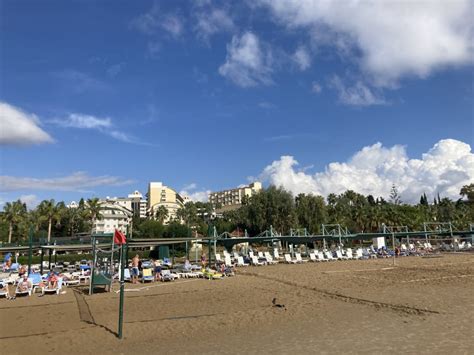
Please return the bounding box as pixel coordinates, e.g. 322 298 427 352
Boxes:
1 253 473 354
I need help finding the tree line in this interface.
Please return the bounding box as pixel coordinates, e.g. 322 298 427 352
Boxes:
1 184 473 243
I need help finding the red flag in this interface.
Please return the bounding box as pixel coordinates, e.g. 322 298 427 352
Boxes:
114 229 126 245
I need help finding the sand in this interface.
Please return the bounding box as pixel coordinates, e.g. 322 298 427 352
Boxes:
1 253 473 354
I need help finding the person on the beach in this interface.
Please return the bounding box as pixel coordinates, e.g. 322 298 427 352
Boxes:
131 254 140 284
153 259 161 281
18 265 27 277
201 253 206 267
184 259 191 271
0 281 11 299
17 274 32 293
47 272 58 289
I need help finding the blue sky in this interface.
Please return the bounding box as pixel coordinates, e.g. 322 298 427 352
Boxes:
1 0 473 206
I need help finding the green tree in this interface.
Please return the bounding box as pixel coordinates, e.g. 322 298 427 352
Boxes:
37 200 65 243
1 200 27 243
295 193 327 233
138 220 165 238
85 198 103 234
155 206 169 224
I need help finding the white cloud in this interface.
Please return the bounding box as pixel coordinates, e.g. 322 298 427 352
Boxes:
107 63 124 77
131 3 183 38
50 113 143 144
292 46 311 71
53 69 109 93
259 139 474 204
329 75 386 106
194 7 235 42
52 113 112 129
311 81 322 94
180 183 210 202
0 172 134 192
19 194 40 210
219 32 273 87
257 0 473 87
258 101 277 109
0 102 54 145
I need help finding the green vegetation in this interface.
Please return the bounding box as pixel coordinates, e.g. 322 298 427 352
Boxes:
0 184 472 244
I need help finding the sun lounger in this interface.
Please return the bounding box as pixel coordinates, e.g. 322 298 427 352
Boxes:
237 256 249 267
0 281 10 298
355 248 364 259
251 256 265 266
324 251 337 261
225 255 234 267
335 250 348 260
284 254 298 264
41 277 63 295
264 252 278 264
345 249 356 260
316 251 328 262
202 269 223 280
141 268 154 283
295 253 308 263
122 268 131 282
15 277 33 296
273 249 284 260
215 254 222 263
309 252 318 262
160 270 175 282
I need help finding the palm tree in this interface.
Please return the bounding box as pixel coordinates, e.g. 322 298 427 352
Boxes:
37 200 65 243
155 205 169 224
85 198 103 234
1 200 27 244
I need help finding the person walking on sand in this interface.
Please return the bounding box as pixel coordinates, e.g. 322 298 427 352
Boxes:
131 254 140 284
201 253 206 268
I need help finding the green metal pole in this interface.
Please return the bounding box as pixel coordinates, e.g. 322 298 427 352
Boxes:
118 230 128 339
27 226 33 275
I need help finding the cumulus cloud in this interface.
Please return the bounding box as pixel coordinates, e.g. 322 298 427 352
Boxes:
0 172 134 192
259 139 474 203
292 46 311 71
219 32 273 87
131 3 183 38
19 194 40 209
257 0 473 87
194 7 235 42
0 102 54 145
328 75 386 106
180 183 210 202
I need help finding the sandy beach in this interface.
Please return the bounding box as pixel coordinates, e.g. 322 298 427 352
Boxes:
1 253 473 354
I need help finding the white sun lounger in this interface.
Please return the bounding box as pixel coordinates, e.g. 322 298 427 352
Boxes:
309 252 318 262
324 251 336 261
273 249 284 260
225 255 234 267
237 256 249 267
295 253 308 263
264 252 278 264
284 254 298 264
15 278 34 297
335 250 348 260
317 251 328 262
251 256 265 266
42 277 63 295
0 281 10 298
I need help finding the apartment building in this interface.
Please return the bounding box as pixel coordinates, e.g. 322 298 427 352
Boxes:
92 201 132 235
209 182 262 211
147 182 185 223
